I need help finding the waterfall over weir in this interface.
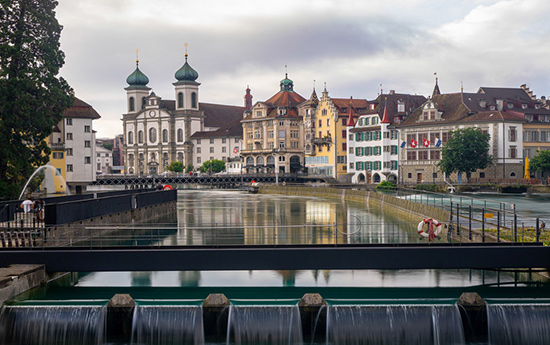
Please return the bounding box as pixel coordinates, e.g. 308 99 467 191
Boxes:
0 305 106 345
227 305 303 345
488 304 550 345
131 305 204 345
327 304 466 345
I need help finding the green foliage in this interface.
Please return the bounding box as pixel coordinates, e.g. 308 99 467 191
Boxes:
530 150 550 178
438 127 492 179
0 0 74 198
416 184 437 192
376 181 395 190
102 142 113 151
199 159 225 174
185 164 194 173
166 161 184 173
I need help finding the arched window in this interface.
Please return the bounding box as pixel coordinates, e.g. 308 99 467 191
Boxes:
257 156 265 165
246 157 254 166
141 97 146 109
177 128 183 142
177 152 184 161
162 129 168 143
178 92 184 108
128 131 134 145
191 92 197 108
138 130 143 144
149 128 157 143
129 97 135 112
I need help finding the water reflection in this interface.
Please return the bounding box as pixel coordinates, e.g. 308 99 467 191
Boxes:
170 190 419 246
76 190 540 288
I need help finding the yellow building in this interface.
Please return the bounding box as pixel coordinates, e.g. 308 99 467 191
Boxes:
305 87 370 179
46 126 67 194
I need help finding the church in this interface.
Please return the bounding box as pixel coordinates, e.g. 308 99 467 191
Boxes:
122 52 243 175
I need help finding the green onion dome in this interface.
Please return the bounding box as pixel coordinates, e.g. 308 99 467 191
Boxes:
175 54 199 82
126 61 149 87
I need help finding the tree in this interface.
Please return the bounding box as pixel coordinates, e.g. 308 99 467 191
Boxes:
185 164 193 173
166 161 184 173
102 142 113 151
530 150 550 182
0 0 74 198
199 159 225 174
438 127 492 180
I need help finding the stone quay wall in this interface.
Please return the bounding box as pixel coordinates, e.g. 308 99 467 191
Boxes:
259 185 451 225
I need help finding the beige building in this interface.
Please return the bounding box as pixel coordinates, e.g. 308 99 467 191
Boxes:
241 75 307 174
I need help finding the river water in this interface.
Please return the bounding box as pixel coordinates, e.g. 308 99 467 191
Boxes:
4 189 550 345
77 190 524 288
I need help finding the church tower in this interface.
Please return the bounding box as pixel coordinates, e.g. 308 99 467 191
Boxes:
125 57 150 114
173 46 200 111
244 86 253 110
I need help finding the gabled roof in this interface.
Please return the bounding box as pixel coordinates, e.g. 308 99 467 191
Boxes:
360 93 426 124
63 97 101 119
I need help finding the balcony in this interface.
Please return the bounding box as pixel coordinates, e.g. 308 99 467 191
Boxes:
312 136 332 147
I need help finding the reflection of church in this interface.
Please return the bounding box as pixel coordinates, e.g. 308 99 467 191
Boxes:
122 52 243 175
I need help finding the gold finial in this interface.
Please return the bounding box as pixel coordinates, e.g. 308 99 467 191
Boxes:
184 43 188 59
136 49 139 64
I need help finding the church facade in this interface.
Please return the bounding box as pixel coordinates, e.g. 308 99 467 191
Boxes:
122 53 243 175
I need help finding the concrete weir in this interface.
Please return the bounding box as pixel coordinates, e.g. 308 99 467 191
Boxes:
97 292 491 342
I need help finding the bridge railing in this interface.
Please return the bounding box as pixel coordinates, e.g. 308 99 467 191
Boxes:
0 218 545 250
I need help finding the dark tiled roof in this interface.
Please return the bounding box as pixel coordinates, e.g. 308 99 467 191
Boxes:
242 90 306 121
63 97 101 119
360 93 426 124
190 117 243 139
157 100 245 127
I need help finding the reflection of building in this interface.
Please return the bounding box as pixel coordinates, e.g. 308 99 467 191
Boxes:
48 98 100 194
122 53 243 175
241 75 307 174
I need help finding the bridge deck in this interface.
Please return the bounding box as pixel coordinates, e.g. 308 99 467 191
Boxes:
0 243 548 272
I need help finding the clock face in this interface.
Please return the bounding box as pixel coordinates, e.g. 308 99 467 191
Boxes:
149 110 156 118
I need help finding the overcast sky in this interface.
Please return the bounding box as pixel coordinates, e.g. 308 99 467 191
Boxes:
56 0 550 138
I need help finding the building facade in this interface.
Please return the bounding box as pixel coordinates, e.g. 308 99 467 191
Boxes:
122 54 243 175
48 98 101 194
347 92 426 184
241 75 307 174
304 87 370 180
396 87 531 185
96 145 112 175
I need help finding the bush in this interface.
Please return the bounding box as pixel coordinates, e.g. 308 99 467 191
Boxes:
416 184 437 192
376 181 395 190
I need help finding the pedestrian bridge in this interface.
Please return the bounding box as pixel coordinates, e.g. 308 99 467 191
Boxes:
0 243 548 273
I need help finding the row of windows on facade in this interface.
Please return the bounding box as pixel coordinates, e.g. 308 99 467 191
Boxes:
127 129 240 145
352 146 399 156
405 128 520 144
353 130 398 142
66 133 93 144
197 146 238 154
65 119 90 132
246 141 300 150
245 121 300 128
246 130 300 139
245 155 291 165
128 92 198 112
351 161 398 171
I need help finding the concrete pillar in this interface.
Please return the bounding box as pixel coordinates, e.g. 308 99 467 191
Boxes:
106 294 135 344
457 292 487 344
298 293 327 343
202 293 230 343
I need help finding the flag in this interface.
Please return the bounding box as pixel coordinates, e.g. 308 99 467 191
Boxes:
410 139 418 148
400 141 406 148
435 138 442 147
423 138 430 147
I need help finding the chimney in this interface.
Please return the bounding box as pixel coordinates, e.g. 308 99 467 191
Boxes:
479 99 486 108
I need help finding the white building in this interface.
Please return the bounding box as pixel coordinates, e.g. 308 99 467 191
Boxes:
122 53 243 175
96 145 112 175
49 98 100 194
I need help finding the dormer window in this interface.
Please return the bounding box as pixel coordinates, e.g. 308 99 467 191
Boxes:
256 110 262 118
397 101 405 113
508 103 514 109
535 104 541 110
278 107 286 116
522 104 528 109
490 105 495 110
526 114 533 122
